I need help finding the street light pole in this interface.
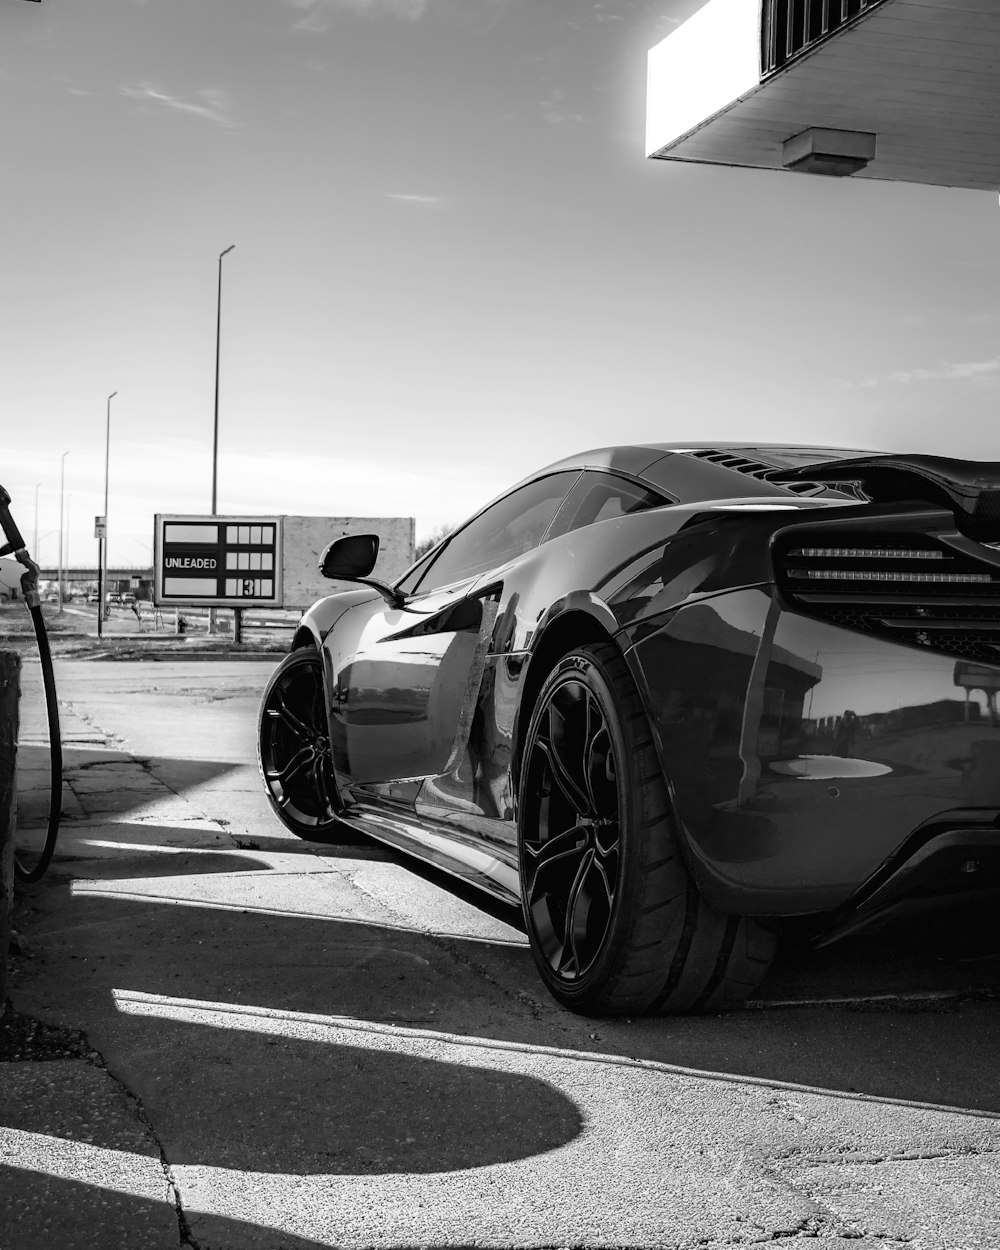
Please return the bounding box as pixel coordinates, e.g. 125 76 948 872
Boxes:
98 390 117 640
57 451 69 612
33 482 41 556
211 245 234 637
64 494 72 588
211 245 235 516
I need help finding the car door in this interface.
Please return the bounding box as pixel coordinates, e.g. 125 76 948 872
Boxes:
333 470 581 806
413 469 675 841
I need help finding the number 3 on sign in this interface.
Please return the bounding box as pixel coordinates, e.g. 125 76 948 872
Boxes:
242 579 256 596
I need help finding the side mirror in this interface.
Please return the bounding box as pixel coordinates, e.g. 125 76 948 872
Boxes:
319 534 379 580
318 534 405 610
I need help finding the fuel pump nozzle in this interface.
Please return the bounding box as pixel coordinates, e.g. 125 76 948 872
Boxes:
0 483 41 608
0 483 26 552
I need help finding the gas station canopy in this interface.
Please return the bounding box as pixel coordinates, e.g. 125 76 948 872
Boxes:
646 0 1000 189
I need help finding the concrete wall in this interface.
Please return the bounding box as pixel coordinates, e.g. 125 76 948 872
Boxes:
282 516 415 609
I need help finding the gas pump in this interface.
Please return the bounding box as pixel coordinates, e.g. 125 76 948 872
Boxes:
0 483 63 882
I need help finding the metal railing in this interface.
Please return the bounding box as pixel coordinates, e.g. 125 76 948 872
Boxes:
761 0 889 76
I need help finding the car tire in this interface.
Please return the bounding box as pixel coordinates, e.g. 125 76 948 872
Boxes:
517 641 777 1016
257 646 357 843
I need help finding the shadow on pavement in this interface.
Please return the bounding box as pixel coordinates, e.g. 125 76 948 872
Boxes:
0 1167 330 1250
7 888 585 1176
227 832 394 859
38 840 280 880
14 745 248 829
107 1016 583 1174
12 879 1000 1120
8 745 1000 1130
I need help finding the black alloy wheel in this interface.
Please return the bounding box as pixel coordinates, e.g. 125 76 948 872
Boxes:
257 647 346 841
520 660 622 986
518 642 776 1016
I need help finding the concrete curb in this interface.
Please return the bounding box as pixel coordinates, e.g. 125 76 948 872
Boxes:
79 650 283 663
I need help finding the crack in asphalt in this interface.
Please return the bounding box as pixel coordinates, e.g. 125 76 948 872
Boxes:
805 1147 1000 1167
674 1221 915 1248
435 930 551 1021
65 759 129 772
1 1009 198 1248
753 1158 858 1243
316 857 553 1026
774 1142 1000 1166
31 705 206 1243
749 989 1000 1012
58 699 127 748
752 1228 914 1245
752 1135 1000 1246
90 1047 200 1249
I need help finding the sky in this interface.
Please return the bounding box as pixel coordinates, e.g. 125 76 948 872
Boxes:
3 0 1000 571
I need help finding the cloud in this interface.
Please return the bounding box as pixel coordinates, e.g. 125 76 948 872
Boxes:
890 309 999 329
120 83 236 129
384 192 447 206
287 0 516 31
539 87 585 127
288 0 429 30
846 360 1000 389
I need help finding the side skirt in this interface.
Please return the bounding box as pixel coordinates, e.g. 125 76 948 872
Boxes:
340 799 522 908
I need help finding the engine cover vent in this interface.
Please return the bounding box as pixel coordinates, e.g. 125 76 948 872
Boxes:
688 449 830 496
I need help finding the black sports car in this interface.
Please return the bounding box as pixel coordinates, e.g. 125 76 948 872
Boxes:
257 444 1000 1015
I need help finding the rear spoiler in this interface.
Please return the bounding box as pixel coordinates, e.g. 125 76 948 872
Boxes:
772 454 1000 540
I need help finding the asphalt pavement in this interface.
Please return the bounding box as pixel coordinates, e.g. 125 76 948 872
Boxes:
2 656 999 1249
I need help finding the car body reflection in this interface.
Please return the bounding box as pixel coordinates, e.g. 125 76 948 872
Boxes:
629 588 1000 916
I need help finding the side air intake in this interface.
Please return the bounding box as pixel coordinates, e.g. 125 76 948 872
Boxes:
774 523 1000 664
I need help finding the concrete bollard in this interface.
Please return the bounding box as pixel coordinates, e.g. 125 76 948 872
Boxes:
1 650 20 1016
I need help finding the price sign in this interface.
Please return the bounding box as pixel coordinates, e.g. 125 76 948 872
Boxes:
154 515 283 608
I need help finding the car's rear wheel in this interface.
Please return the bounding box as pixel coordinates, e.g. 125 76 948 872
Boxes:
517 642 776 1016
258 647 353 842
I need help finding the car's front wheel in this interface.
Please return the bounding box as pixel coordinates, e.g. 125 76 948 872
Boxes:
517 642 776 1016
257 646 352 842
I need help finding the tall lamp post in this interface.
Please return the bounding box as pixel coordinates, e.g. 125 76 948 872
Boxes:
57 451 69 612
33 482 41 556
97 390 117 640
212 244 235 516
211 244 234 636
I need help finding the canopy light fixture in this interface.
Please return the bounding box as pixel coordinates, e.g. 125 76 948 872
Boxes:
782 127 876 176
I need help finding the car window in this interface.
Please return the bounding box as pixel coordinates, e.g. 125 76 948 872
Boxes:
395 547 438 596
412 470 580 594
547 470 669 540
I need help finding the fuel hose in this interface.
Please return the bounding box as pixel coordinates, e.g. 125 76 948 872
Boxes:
1 485 63 882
